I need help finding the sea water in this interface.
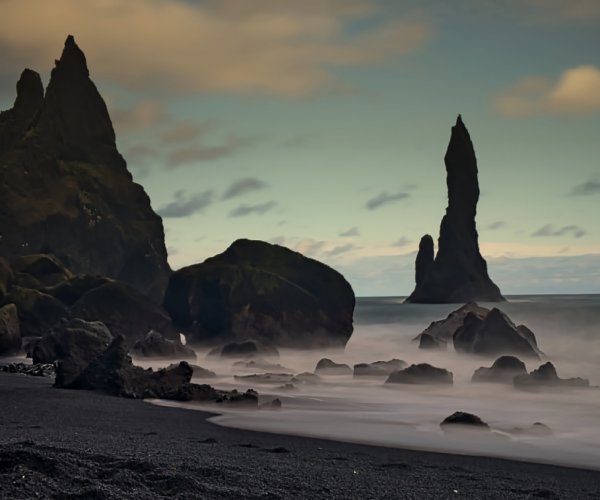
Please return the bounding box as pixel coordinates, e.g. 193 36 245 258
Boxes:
153 295 600 470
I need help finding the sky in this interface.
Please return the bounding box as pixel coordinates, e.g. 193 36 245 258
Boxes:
0 0 599 296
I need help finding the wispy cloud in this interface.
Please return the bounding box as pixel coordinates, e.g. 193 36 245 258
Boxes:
494 65 600 117
487 221 507 230
531 224 586 239
365 191 410 210
157 190 215 218
323 243 356 257
110 99 167 133
160 120 214 145
339 226 359 237
166 135 259 168
228 201 277 218
222 178 269 200
570 179 600 196
392 236 411 247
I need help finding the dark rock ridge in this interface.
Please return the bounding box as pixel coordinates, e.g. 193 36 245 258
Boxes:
513 362 590 390
418 333 446 350
314 358 352 375
440 412 490 431
165 239 355 348
415 303 541 359
131 330 196 360
385 363 453 385
207 340 279 359
353 359 407 377
406 116 504 303
0 36 170 301
471 356 527 383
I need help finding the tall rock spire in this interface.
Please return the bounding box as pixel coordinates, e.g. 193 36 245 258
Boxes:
406 115 504 303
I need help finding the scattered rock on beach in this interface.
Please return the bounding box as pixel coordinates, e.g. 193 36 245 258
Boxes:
315 358 352 375
0 362 55 377
471 356 527 384
232 359 292 372
207 340 279 359
386 363 453 385
5 286 70 337
131 330 196 360
292 372 322 384
510 422 553 437
414 302 488 345
163 238 355 349
353 359 407 377
0 303 21 355
441 412 490 431
513 362 589 390
234 373 295 384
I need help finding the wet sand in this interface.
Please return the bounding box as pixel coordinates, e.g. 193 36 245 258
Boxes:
0 373 599 499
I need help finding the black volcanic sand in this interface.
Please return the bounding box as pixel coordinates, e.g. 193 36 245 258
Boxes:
1 374 599 499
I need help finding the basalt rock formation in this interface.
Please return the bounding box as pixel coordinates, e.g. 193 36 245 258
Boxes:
164 239 355 349
407 116 504 303
0 36 170 301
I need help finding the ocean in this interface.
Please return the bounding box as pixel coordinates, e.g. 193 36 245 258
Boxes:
155 295 600 470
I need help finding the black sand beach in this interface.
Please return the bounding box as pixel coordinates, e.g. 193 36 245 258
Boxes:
1 373 598 499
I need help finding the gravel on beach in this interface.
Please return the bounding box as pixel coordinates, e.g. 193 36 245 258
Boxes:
0 373 599 499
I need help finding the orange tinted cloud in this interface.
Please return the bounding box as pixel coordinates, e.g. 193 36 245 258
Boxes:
0 0 430 97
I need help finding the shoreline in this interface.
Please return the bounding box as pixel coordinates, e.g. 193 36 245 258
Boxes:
1 373 599 499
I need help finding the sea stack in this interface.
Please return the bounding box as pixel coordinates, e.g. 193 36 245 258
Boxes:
406 116 504 303
0 36 170 301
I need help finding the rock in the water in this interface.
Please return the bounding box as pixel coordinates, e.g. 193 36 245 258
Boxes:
232 359 292 372
415 235 434 288
414 302 489 345
11 254 73 288
406 116 504 303
234 373 295 384
353 359 407 377
418 333 446 350
32 317 113 387
472 356 527 383
164 239 355 348
315 358 352 375
207 340 279 359
70 281 178 345
189 365 216 378
510 422 553 436
260 398 282 410
0 304 21 355
454 308 541 358
292 372 322 384
513 362 589 390
276 383 299 392
440 412 490 431
131 330 196 360
386 363 453 385
5 286 69 337
0 36 170 301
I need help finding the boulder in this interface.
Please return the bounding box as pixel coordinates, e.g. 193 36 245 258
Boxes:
386 363 453 385
189 365 216 379
418 333 446 350
292 372 322 384
414 302 488 344
164 238 355 348
0 304 21 355
353 359 407 377
5 286 69 337
513 362 589 390
406 116 504 303
232 359 292 372
510 422 553 437
32 317 113 387
454 308 541 358
471 356 527 383
70 281 178 345
131 330 196 360
440 412 490 431
46 275 113 306
260 398 282 410
0 257 14 301
11 254 73 287
207 340 279 359
0 36 170 302
314 358 352 375
0 362 54 377
276 383 299 392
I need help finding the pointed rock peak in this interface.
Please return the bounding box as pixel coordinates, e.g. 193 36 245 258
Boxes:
455 114 464 127
56 35 89 77
14 69 43 113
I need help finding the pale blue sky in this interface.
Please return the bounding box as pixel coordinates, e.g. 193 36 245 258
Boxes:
1 0 599 295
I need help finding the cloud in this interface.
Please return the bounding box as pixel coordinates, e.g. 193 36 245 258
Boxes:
339 226 359 237
157 190 215 218
293 239 326 257
160 121 214 145
570 179 600 196
494 65 600 117
487 221 507 230
531 224 586 239
125 144 157 163
323 243 356 257
365 191 410 210
110 100 167 133
0 0 430 98
228 201 277 217
166 135 259 167
222 178 269 200
521 0 600 22
392 236 411 247
268 236 286 246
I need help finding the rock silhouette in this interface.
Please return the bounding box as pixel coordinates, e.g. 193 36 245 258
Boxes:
0 36 170 301
407 116 504 303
